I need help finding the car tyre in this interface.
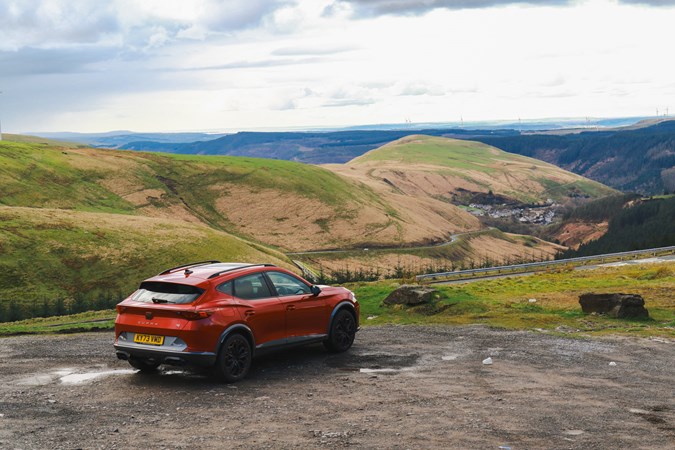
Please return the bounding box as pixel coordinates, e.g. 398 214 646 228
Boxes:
324 309 356 353
216 334 252 383
128 358 161 373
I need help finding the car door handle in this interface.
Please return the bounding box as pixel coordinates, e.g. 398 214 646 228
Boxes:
244 310 255 317
286 305 296 311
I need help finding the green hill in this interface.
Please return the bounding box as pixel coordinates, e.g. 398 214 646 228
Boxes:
343 135 616 204
0 137 405 251
0 206 290 304
0 137 369 214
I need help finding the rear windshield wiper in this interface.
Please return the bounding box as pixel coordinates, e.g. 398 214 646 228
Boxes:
151 297 174 304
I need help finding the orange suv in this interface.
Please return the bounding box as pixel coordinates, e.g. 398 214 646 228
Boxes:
114 262 359 382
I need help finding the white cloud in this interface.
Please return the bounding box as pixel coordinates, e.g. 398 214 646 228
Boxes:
327 0 574 17
0 0 291 51
0 0 119 50
399 82 446 96
0 0 674 132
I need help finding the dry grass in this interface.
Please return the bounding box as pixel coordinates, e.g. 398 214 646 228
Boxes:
301 231 564 276
554 220 610 249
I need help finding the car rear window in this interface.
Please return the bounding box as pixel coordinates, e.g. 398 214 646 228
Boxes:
131 282 205 304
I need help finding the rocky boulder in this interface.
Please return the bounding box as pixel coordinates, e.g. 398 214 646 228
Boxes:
383 285 437 306
579 293 649 319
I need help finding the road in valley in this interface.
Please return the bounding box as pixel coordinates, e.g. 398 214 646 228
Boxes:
434 254 675 285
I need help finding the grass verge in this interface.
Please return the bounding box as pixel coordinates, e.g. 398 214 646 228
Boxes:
348 262 675 339
1 263 672 339
0 310 115 336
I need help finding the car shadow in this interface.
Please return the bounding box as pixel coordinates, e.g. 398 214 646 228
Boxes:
124 343 355 389
121 339 419 390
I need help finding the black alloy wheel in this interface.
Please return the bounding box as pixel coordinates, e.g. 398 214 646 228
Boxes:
217 334 252 382
324 309 356 353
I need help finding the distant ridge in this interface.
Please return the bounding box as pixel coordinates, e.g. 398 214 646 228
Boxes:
113 118 673 195
476 119 675 195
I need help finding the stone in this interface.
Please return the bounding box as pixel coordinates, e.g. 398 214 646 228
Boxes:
382 284 437 306
578 293 649 319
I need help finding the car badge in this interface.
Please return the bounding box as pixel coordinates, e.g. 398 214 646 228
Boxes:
145 312 153 320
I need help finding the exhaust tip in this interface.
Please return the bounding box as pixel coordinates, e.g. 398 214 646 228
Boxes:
164 357 187 366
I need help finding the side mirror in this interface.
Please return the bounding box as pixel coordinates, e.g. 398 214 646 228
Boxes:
310 285 322 296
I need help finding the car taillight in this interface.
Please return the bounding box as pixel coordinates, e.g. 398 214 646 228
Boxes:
117 305 127 314
177 310 212 320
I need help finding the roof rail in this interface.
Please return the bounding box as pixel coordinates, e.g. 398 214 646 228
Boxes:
158 260 221 276
207 263 277 280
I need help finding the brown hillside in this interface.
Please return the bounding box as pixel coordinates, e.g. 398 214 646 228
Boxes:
299 231 565 276
328 135 616 207
0 138 479 253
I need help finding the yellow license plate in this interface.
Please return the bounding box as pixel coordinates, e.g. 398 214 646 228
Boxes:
133 333 164 346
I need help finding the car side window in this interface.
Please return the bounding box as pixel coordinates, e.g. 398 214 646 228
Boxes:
267 271 311 296
216 281 232 295
233 273 272 300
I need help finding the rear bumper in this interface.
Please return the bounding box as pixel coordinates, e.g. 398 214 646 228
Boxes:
114 343 216 367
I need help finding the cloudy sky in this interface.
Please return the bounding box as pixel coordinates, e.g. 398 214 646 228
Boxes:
1 0 674 133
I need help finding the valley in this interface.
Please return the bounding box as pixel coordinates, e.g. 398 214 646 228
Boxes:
1 130 667 321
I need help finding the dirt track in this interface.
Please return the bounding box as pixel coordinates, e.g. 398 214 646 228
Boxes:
0 326 673 449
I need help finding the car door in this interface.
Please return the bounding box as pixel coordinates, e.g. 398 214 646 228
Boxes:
265 271 329 338
227 273 286 347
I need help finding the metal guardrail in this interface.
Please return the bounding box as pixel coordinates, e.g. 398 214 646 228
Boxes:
416 245 675 282
291 259 319 282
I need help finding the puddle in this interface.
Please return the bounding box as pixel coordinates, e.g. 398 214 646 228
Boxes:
161 370 188 376
17 374 56 386
16 367 135 386
629 408 651 415
359 368 411 374
563 430 585 436
60 369 135 384
326 353 419 374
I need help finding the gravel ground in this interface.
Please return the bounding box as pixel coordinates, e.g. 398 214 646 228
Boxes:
0 326 673 449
